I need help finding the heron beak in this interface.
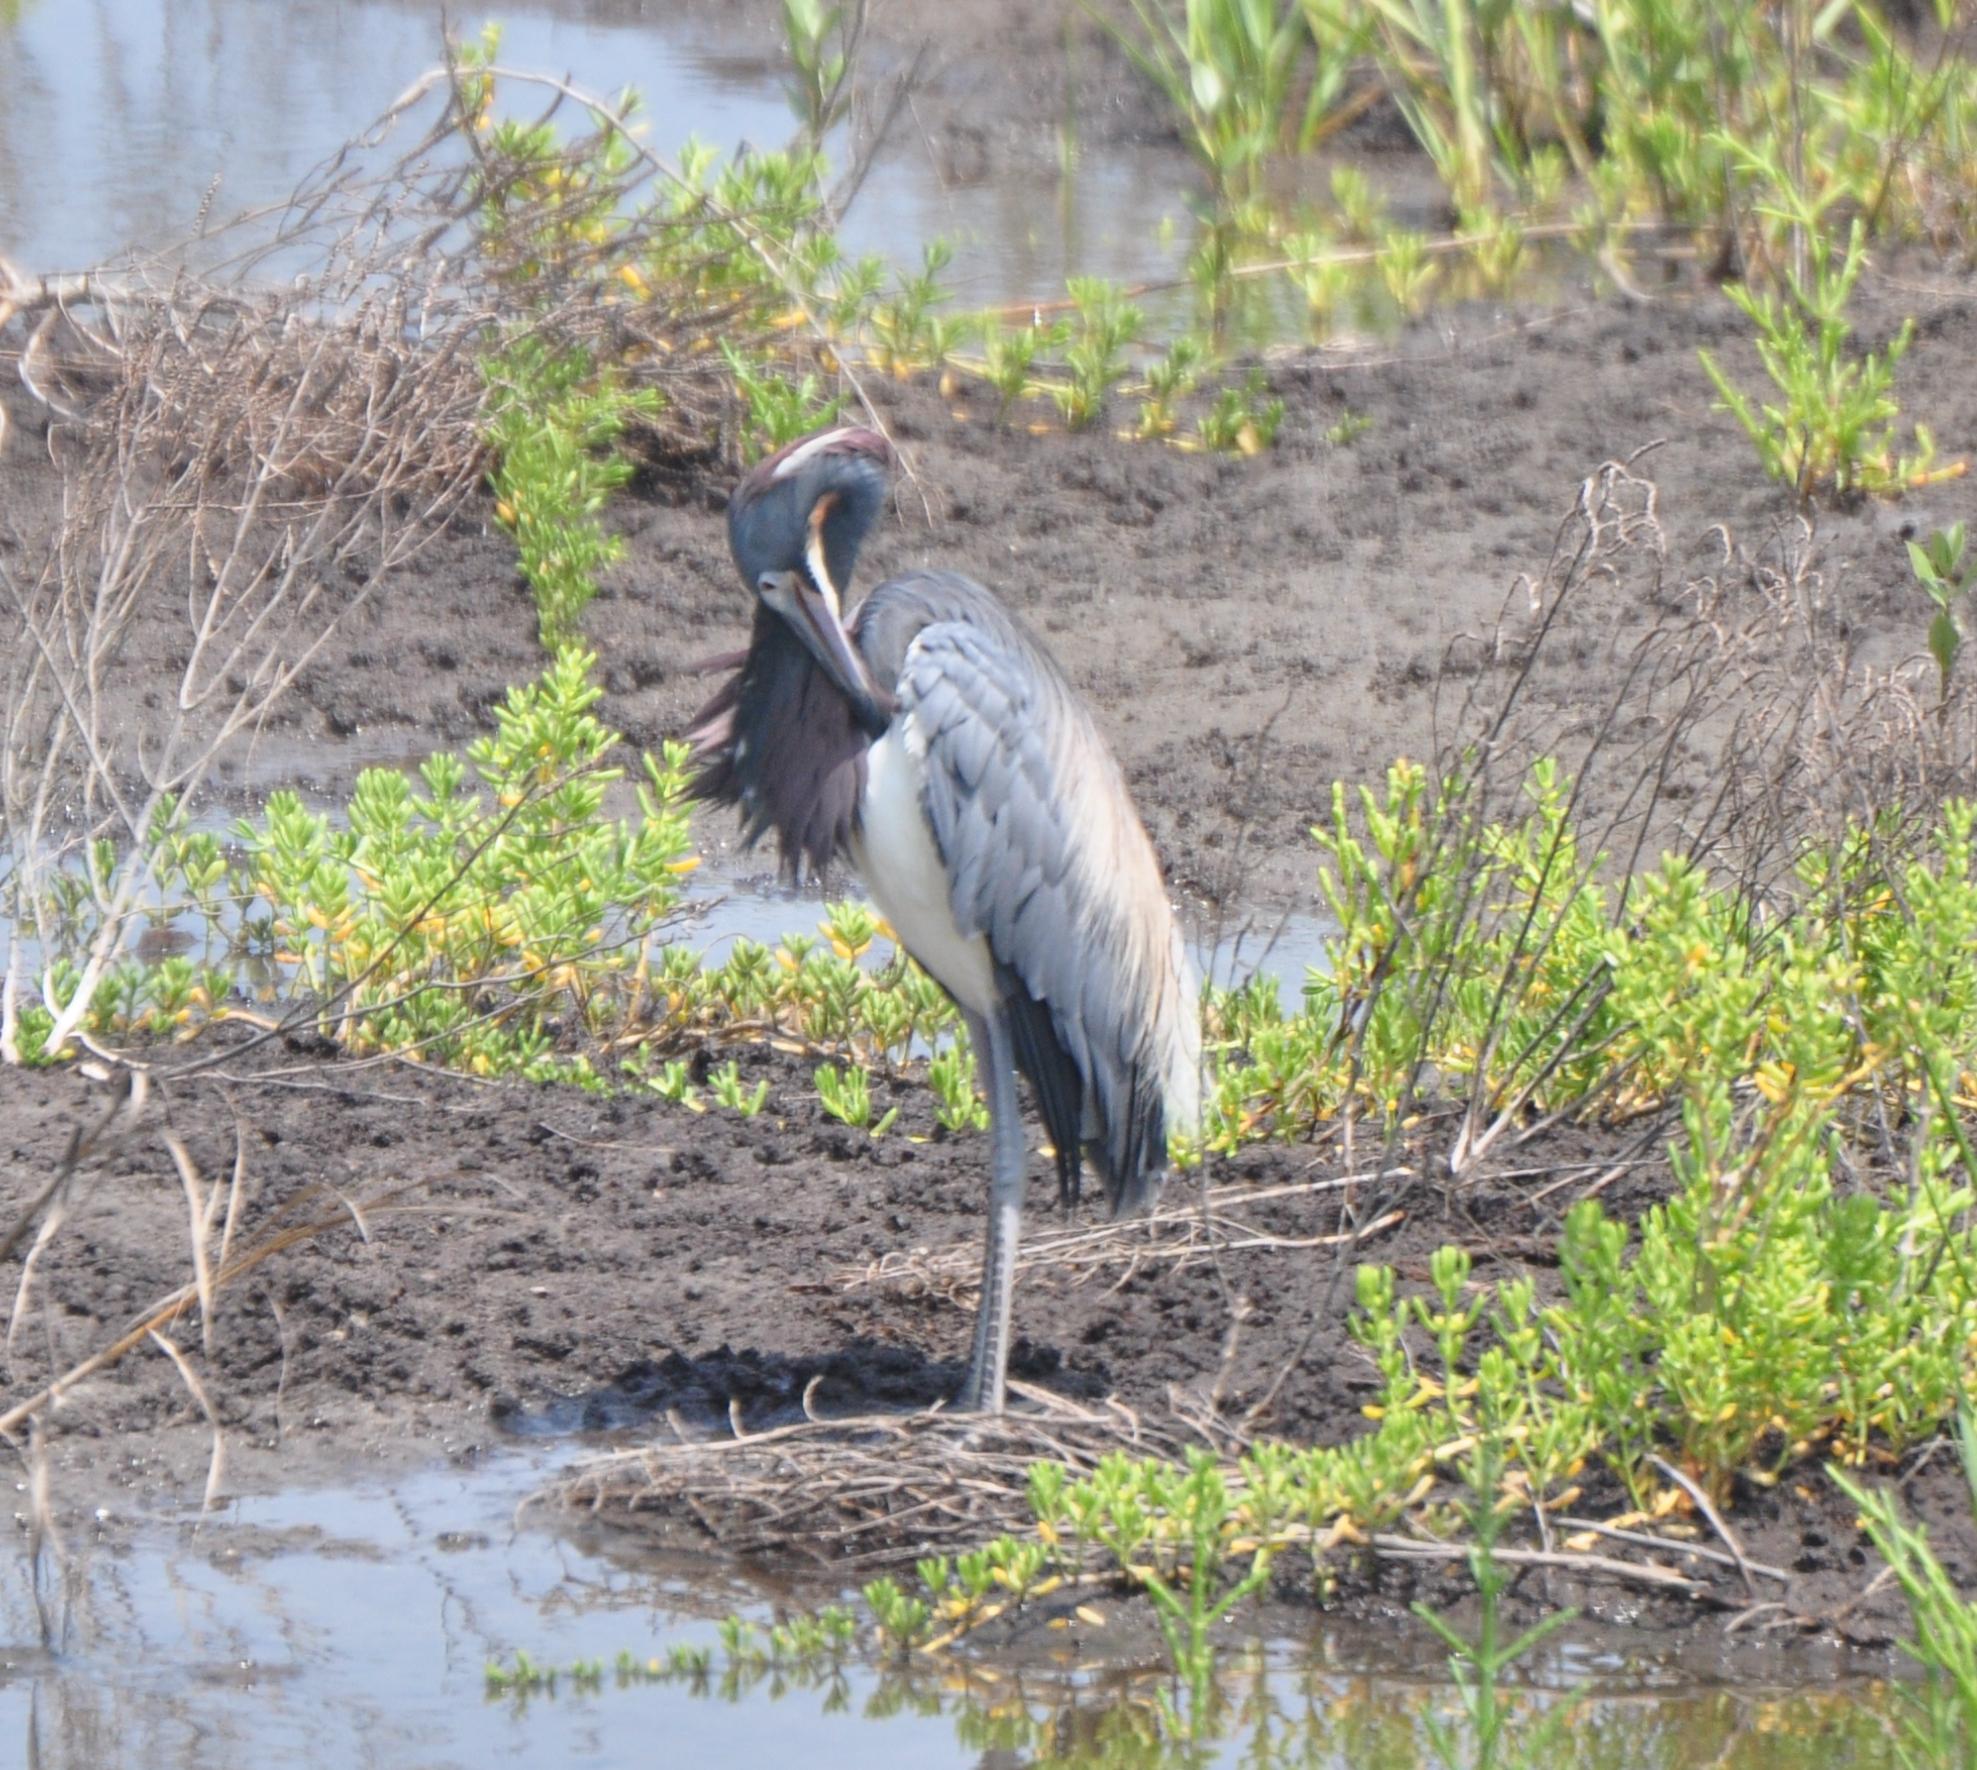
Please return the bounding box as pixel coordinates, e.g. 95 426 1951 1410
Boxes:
760 566 889 736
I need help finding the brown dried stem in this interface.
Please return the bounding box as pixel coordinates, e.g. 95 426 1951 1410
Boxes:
552 1386 1205 1569
832 1173 1407 1298
0 1165 432 1441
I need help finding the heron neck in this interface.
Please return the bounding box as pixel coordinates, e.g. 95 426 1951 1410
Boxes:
723 610 883 878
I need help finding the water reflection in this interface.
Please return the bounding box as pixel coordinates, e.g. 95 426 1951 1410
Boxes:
0 0 1187 308
3 1446 1903 1770
504 1635 1903 1770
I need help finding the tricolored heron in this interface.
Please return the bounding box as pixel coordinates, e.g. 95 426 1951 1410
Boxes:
689 426 1198 1413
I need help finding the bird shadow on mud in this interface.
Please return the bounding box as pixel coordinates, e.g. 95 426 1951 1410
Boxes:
547 1368 1207 1572
493 1338 1109 1442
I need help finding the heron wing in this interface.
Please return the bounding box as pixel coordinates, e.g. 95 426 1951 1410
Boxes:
896 618 1190 1213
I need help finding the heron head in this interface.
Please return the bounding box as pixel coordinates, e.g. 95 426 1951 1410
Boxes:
729 427 894 736
728 425 891 595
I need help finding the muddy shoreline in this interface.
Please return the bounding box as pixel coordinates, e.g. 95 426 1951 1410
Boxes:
4 1012 1969 1663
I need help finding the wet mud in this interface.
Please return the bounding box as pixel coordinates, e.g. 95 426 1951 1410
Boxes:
4 1029 1970 1656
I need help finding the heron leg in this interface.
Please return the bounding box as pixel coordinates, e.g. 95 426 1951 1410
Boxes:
954 1007 1024 1414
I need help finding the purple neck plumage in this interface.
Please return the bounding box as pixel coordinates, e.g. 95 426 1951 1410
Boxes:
685 428 894 880
687 607 877 880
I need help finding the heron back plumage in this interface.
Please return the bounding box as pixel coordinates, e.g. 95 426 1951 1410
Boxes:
851 571 1199 1214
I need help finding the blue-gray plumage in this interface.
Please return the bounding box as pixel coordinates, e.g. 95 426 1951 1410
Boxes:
688 426 1198 1414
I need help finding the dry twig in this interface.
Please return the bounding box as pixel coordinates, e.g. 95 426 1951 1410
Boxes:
552 1384 1206 1568
829 1173 1407 1299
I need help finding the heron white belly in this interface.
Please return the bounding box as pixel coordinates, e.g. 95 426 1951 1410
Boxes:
851 717 999 1021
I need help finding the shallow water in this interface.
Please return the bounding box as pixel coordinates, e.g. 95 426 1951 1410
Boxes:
1 1452 955 1769
679 847 1336 998
0 1444 1906 1770
0 0 1186 311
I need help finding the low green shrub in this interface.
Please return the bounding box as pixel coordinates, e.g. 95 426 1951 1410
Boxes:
483 342 659 645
